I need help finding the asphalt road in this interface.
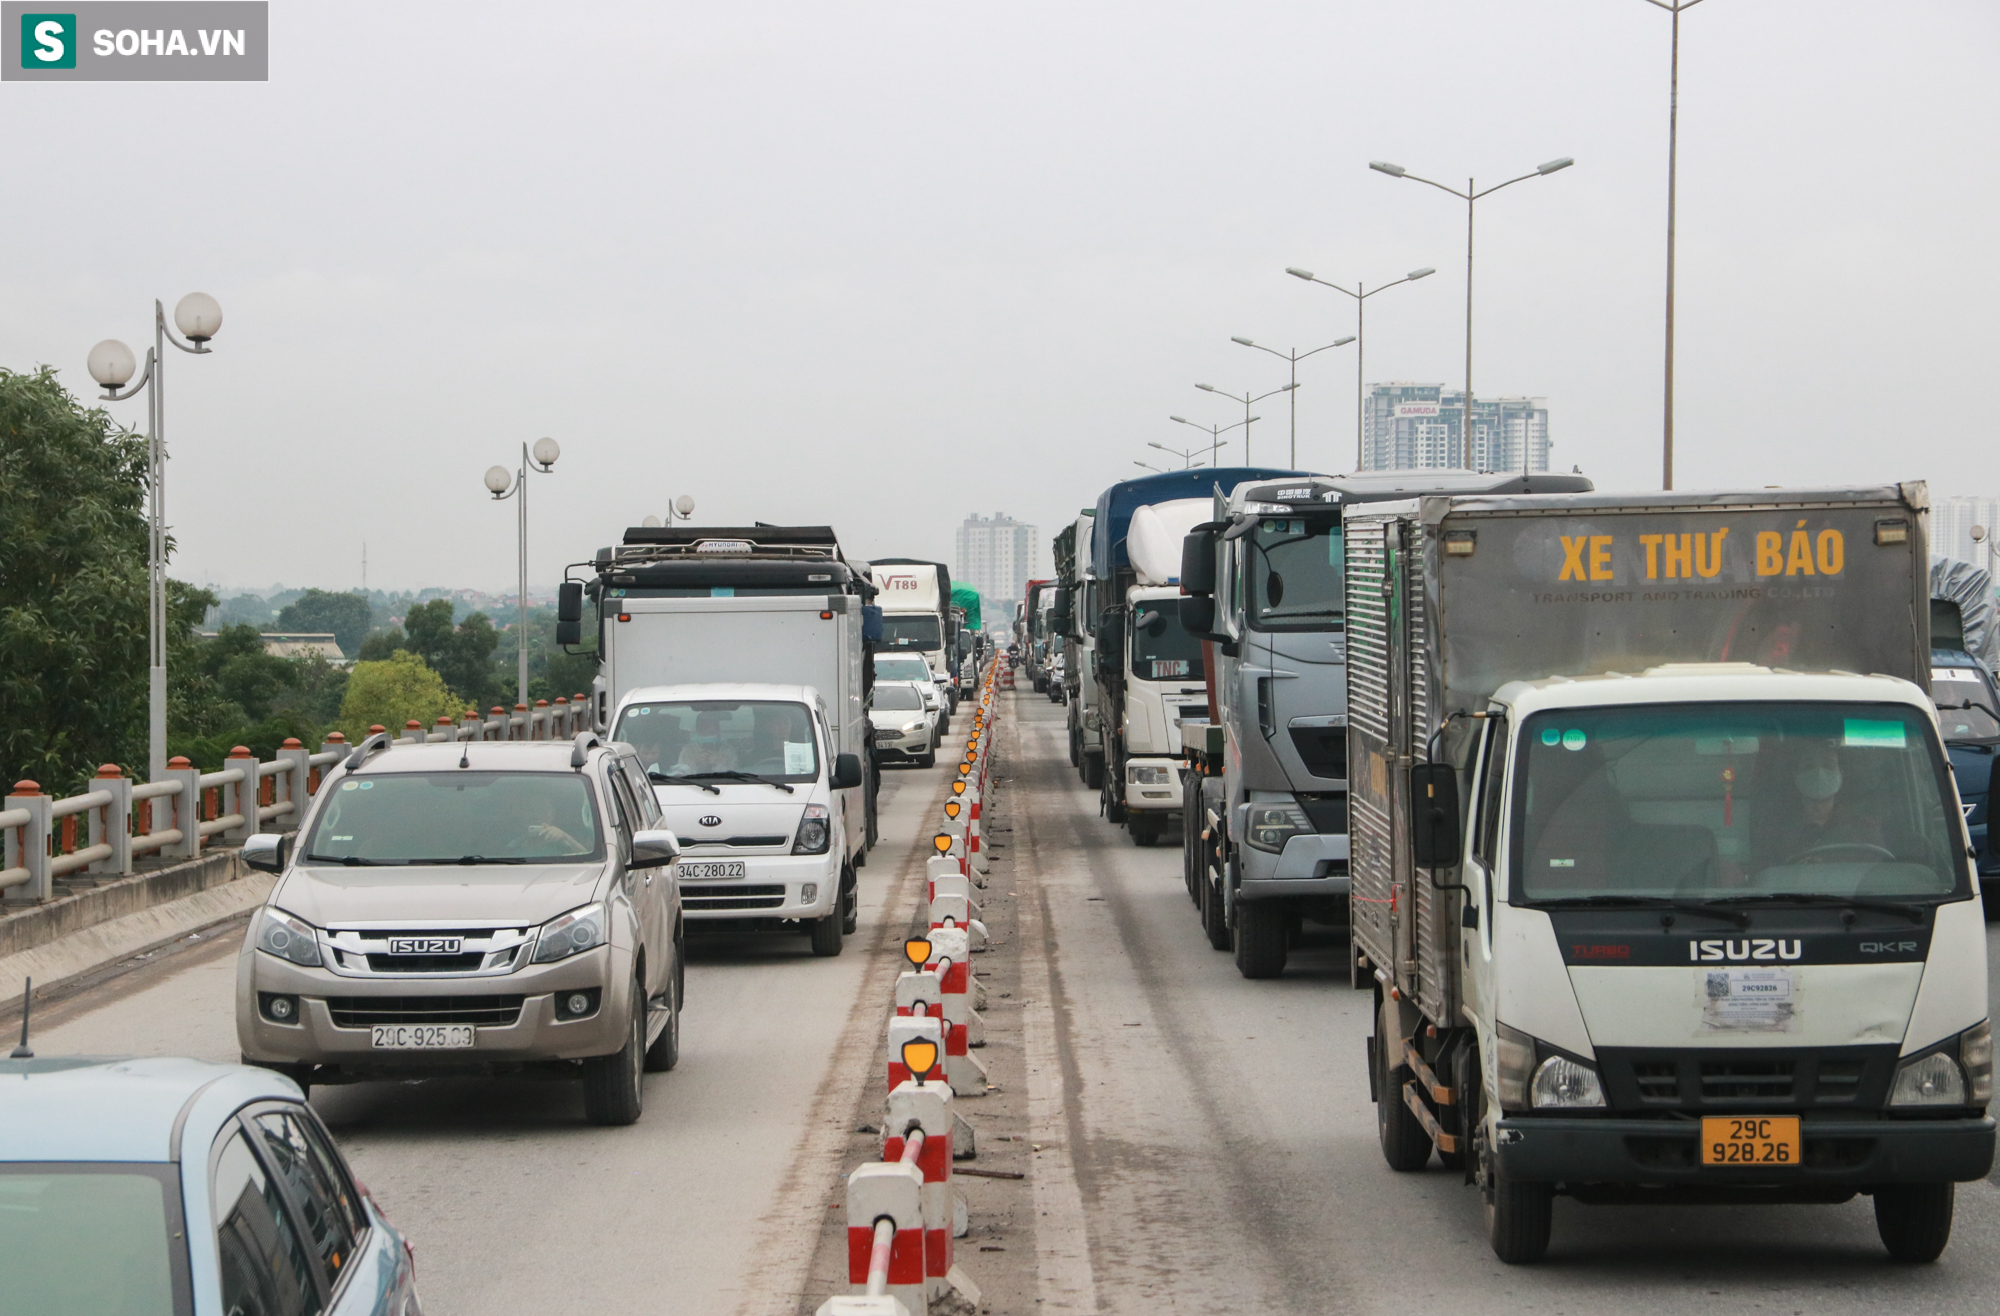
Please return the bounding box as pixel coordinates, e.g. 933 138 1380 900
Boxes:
32 736 957 1316
1005 686 2000 1314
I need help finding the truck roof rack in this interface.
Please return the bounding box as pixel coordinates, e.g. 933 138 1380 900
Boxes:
342 730 393 772
570 731 603 769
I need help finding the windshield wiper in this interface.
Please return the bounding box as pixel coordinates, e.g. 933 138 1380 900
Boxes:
686 770 796 794
303 853 385 867
1527 894 1750 927
408 855 531 866
1706 892 1928 925
651 771 720 794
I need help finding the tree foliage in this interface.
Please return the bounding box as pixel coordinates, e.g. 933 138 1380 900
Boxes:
0 367 148 791
337 651 464 742
276 589 373 657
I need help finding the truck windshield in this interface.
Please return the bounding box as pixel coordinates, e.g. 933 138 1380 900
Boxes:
303 772 605 864
615 700 821 782
1247 518 1343 630
1129 604 1203 682
1512 702 1964 904
879 615 942 650
1931 666 2000 740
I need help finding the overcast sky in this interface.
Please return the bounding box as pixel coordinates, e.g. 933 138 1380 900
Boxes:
5 1 1996 596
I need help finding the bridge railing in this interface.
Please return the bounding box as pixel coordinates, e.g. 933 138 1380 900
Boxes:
0 694 591 905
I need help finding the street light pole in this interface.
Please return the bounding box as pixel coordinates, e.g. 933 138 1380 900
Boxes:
1170 415 1252 469
485 437 562 707
1147 440 1212 469
88 293 223 780
1641 0 1707 490
1230 335 1354 468
1192 383 1295 466
1284 268 1433 471
1370 156 1573 471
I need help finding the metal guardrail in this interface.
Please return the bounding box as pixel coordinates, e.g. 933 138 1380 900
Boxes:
0 695 592 904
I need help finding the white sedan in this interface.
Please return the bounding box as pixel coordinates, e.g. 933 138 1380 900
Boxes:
869 681 937 767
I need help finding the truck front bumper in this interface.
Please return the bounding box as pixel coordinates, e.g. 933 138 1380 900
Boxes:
1238 832 1350 899
679 851 842 923
1122 758 1182 813
1495 1115 1997 1186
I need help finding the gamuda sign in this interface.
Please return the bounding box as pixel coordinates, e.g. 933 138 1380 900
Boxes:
5 2 267 81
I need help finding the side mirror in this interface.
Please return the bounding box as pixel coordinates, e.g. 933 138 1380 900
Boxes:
1180 525 1220 596
861 605 884 643
1051 588 1073 635
242 833 290 874
630 829 681 869
1408 763 1462 868
830 752 864 791
1098 609 1124 655
1180 597 1216 635
555 582 584 646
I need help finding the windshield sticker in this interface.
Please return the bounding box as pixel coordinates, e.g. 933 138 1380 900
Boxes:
1694 735 1759 755
340 781 358 791
1562 729 1587 751
1541 728 1561 746
1701 968 1797 1033
784 741 815 774
1844 718 1906 749
1549 858 1575 868
358 781 373 790
710 586 735 598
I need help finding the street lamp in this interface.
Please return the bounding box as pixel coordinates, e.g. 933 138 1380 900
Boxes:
1638 0 1709 490
1230 335 1355 469
1169 414 1250 469
1147 440 1210 470
1133 460 1167 473
1192 383 1295 466
88 293 224 780
638 495 697 528
1284 267 1434 471
1370 155 1573 470
485 436 561 706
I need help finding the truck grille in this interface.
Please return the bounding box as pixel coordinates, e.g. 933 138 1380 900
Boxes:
1289 727 1348 780
682 884 786 911
327 996 524 1028
365 953 488 973
1597 1045 1896 1110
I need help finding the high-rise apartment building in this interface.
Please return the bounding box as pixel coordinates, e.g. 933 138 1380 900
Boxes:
1932 495 2000 569
955 513 1039 621
1361 383 1551 473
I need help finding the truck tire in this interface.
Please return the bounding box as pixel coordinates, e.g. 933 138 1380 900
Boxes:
1875 1183 1954 1262
582 978 647 1126
1129 816 1163 846
809 912 845 957
1083 752 1104 791
1233 898 1288 978
841 864 859 934
1068 718 1080 768
1485 1163 1554 1264
1374 992 1432 1171
1200 859 1231 951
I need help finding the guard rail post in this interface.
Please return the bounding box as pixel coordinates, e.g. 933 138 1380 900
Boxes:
924 926 988 1093
512 703 530 740
88 764 133 876
842 1161 926 1315
399 720 425 745
163 758 203 860
2 782 51 902
886 1013 947 1094
885 1081 962 1299
222 747 258 842
278 741 311 828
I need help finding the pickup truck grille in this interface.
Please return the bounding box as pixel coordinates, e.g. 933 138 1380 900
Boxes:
364 953 487 973
682 884 786 911
1597 1045 1895 1110
327 996 525 1028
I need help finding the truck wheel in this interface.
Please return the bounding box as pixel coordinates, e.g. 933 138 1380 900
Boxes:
1068 720 1080 768
1374 993 1432 1171
1875 1183 1955 1262
1485 1163 1554 1264
1200 868 1231 951
1234 899 1288 978
582 978 646 1126
1129 817 1162 847
841 864 859 934
809 911 845 957
1083 752 1104 791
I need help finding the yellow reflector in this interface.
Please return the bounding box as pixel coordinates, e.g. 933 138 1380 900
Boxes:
904 937 932 967
901 1037 940 1081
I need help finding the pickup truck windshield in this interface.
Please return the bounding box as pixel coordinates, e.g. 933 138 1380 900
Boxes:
303 772 604 864
1512 702 1964 903
878 615 942 650
617 699 821 782
1931 666 2000 740
1247 518 1343 630
1129 604 1203 682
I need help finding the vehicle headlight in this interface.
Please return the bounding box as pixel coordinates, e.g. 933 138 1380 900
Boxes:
256 909 323 968
903 721 929 735
792 803 831 855
1530 1054 1606 1108
1892 1050 1969 1106
1494 1021 1536 1110
532 903 607 964
1244 801 1312 853
1128 765 1172 785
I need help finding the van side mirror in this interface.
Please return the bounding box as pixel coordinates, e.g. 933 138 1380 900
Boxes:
831 752 864 791
1408 763 1462 868
630 829 680 869
1180 526 1220 596
556 582 583 646
1179 597 1216 635
242 833 289 874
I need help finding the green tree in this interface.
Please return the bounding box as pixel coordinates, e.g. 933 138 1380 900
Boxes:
0 367 149 792
336 651 464 742
276 589 373 657
402 599 504 708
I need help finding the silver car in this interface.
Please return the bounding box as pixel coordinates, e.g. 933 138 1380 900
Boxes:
236 732 683 1126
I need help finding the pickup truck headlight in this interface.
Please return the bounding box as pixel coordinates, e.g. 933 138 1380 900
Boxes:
532 903 607 964
1245 802 1311 853
1530 1054 1606 1108
1128 765 1172 785
792 804 831 855
256 908 323 968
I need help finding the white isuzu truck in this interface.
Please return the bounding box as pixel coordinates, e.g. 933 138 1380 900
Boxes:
1349 484 1993 1264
